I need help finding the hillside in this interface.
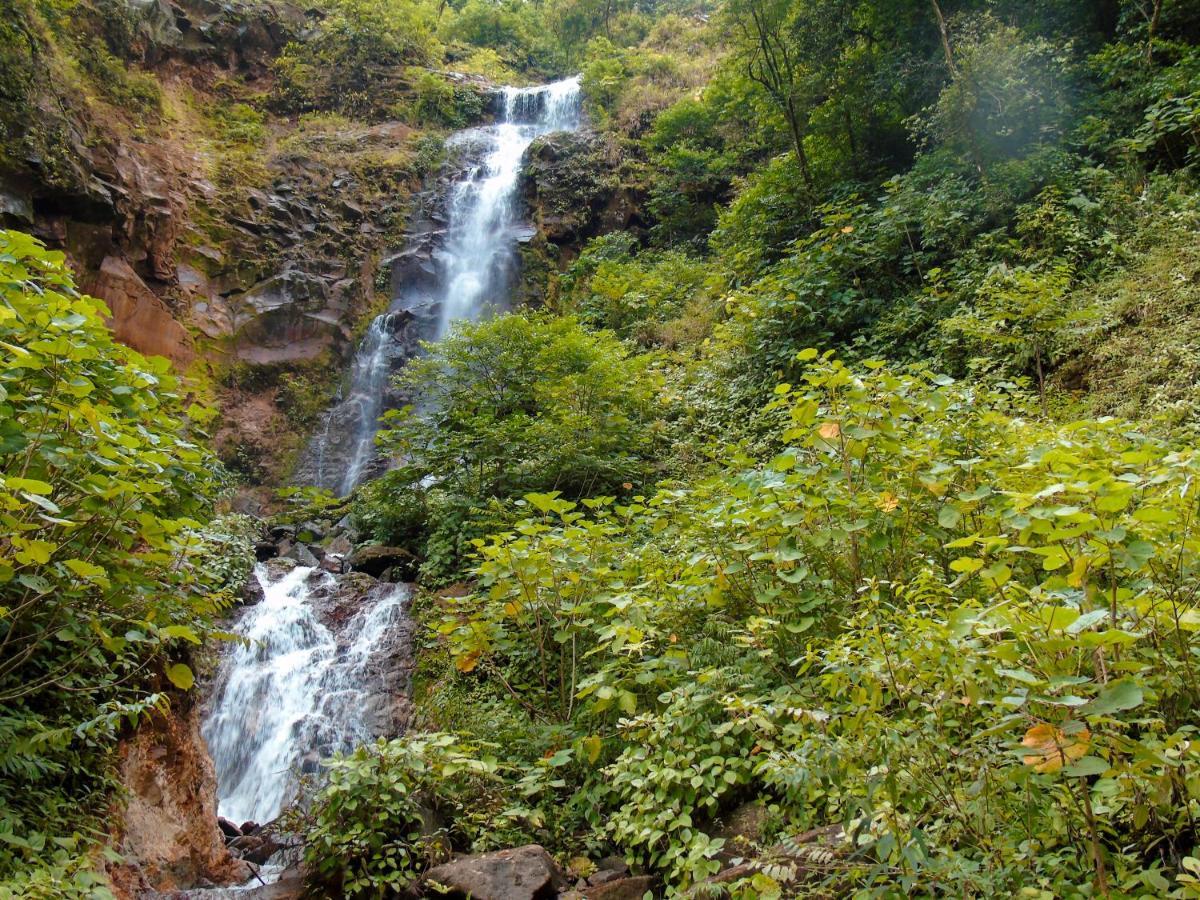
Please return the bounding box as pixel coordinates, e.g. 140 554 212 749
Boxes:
2 0 1200 897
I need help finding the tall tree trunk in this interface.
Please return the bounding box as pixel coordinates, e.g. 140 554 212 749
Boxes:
930 0 957 75
786 98 815 189
1144 0 1164 61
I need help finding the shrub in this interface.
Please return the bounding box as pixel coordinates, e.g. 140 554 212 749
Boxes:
302 734 505 898
421 354 1200 895
0 231 231 886
272 0 440 117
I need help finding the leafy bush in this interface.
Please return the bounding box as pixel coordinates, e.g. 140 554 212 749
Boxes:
303 734 505 898
359 313 663 580
403 70 487 128
272 0 440 117
0 231 230 887
404 354 1200 895
563 237 711 345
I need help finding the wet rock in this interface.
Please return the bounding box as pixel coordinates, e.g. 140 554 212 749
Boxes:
424 844 566 900
150 864 304 899
263 557 298 580
241 577 265 607
522 131 628 244
107 703 249 891
217 818 241 840
229 832 280 865
268 524 297 541
320 553 344 574
253 541 278 562
297 520 326 542
334 515 359 542
347 545 419 580
325 534 353 557
239 822 261 836
284 541 320 568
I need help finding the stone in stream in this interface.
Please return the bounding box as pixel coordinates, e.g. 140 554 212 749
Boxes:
282 540 320 568
423 844 567 900
347 544 419 580
217 817 241 839
228 831 281 865
240 577 266 607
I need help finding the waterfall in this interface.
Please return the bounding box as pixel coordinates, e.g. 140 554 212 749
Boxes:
202 564 409 824
200 75 583 858
434 76 582 338
299 75 583 496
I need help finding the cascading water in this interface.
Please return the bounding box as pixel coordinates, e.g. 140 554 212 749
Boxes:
199 77 583 885
300 75 583 496
203 564 409 824
434 76 582 338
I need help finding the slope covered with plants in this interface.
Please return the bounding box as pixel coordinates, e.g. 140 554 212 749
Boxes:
2 0 1200 896
317 0 1200 897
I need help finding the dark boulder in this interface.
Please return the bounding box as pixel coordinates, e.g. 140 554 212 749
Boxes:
424 844 566 900
241 577 265 607
253 540 278 562
217 817 241 839
229 832 280 865
347 545 419 580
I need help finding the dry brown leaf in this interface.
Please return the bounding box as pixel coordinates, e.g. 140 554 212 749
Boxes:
1022 723 1090 773
818 422 841 440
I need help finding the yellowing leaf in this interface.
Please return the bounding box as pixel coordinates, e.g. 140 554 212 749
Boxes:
455 651 481 673
162 624 201 645
818 422 841 440
165 663 195 691
1067 555 1089 588
875 492 900 513
1022 723 1090 773
582 735 602 764
5 477 52 495
64 558 107 581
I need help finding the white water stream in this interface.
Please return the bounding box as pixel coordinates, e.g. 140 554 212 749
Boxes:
203 75 582 843
304 75 583 496
203 564 408 824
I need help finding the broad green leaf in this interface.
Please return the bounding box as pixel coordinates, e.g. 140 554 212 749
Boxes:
166 663 196 690
1084 679 1143 717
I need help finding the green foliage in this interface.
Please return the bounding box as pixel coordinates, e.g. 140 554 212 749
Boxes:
307 2 1200 895
302 733 504 898
360 313 662 581
564 235 712 345
0 231 232 887
920 16 1071 172
402 70 487 128
272 0 441 117
942 259 1094 406
390 355 1200 895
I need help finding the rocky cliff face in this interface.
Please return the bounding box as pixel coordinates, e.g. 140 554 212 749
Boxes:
517 129 642 308
522 130 638 247
1 0 434 487
107 700 250 897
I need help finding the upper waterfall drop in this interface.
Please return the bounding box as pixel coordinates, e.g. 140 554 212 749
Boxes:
298 75 584 497
434 75 583 339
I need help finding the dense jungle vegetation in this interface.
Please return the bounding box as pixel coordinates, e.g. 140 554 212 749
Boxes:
3 0 1200 895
